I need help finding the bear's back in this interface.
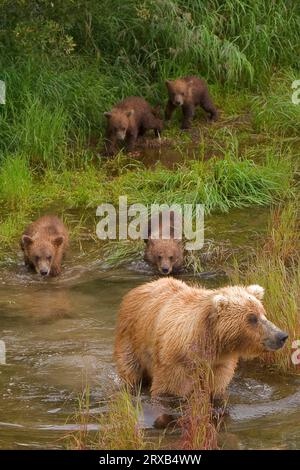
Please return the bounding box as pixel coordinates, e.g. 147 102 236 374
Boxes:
114 96 152 116
23 215 69 245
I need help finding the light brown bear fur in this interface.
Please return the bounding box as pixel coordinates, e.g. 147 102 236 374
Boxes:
114 278 287 399
104 96 163 155
165 76 218 129
20 215 69 277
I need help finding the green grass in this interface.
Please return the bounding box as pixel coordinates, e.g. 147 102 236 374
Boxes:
1 0 300 171
0 149 294 257
252 71 300 135
66 386 150 450
0 1 299 250
108 152 294 211
2 1 300 87
0 153 33 209
17 96 69 168
97 388 146 450
66 382 216 450
102 240 145 268
0 212 31 249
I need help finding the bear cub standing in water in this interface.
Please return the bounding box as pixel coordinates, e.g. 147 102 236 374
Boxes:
165 76 218 129
104 96 163 155
144 211 184 275
21 215 69 277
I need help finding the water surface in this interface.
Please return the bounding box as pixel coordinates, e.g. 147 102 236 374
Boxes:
1 207 299 450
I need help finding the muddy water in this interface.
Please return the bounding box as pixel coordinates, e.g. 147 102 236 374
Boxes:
0 208 300 450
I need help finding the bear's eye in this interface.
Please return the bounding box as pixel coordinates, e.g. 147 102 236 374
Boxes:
47 256 52 262
169 256 174 261
248 313 258 325
158 255 162 261
35 256 40 262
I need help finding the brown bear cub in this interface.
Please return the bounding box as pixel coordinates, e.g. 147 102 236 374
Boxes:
21 215 69 277
104 96 163 155
165 76 218 129
144 211 184 275
114 278 288 401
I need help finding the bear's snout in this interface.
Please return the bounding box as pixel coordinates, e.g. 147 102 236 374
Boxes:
116 131 126 141
263 318 289 351
276 331 289 348
40 267 49 276
161 266 171 275
174 97 183 106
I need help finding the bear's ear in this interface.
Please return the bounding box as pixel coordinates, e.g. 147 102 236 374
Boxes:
126 109 134 118
21 235 33 247
52 236 64 247
103 112 112 119
152 104 161 116
247 284 264 300
212 294 229 311
173 238 184 248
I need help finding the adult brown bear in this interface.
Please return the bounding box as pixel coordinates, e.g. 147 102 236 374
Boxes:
114 278 288 400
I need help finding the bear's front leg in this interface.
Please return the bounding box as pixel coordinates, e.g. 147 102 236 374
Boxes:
114 338 144 389
50 252 63 277
165 100 176 121
126 131 138 152
144 114 163 138
151 364 193 398
209 359 237 419
181 104 195 129
200 91 218 122
211 358 237 401
105 134 118 156
50 263 62 277
23 255 34 269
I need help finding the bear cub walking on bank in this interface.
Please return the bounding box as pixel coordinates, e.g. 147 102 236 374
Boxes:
21 215 69 277
165 76 218 129
144 211 184 275
114 278 288 400
104 96 163 156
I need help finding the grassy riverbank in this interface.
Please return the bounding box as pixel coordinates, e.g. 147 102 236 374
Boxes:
1 1 300 257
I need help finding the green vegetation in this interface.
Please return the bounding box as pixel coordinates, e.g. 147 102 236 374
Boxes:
0 1 299 257
67 386 148 450
67 377 218 450
0 149 295 252
109 153 293 210
0 2 299 161
252 71 300 135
